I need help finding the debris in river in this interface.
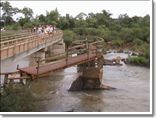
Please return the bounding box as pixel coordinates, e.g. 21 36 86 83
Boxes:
49 90 56 94
104 59 123 66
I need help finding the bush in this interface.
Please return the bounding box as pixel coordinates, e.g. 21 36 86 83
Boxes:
133 38 143 45
144 49 150 59
73 28 84 36
23 22 34 29
128 56 149 66
4 24 21 30
0 86 38 112
63 30 76 47
112 39 124 46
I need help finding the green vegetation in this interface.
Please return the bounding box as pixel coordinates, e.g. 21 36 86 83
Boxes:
128 56 149 67
0 1 150 64
63 30 76 48
4 23 21 30
0 1 150 112
0 85 39 112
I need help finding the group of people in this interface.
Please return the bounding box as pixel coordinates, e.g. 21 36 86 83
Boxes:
33 25 57 36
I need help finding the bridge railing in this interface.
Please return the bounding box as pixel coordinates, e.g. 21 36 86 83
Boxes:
1 31 33 41
1 30 30 38
1 30 62 47
33 39 104 79
35 37 104 66
1 34 39 48
0 30 63 60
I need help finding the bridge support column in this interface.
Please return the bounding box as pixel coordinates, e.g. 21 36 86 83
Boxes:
81 67 103 89
45 40 65 58
69 58 115 91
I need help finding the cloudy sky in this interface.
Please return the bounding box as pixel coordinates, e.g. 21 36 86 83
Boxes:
6 0 152 18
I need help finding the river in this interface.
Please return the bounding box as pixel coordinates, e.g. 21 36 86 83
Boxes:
1 52 150 112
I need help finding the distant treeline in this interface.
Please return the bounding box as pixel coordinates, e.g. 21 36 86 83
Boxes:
0 1 150 57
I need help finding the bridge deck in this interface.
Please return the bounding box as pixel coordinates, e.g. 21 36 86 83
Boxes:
18 53 102 76
1 30 63 60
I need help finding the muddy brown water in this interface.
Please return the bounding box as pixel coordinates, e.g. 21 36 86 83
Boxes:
1 52 150 112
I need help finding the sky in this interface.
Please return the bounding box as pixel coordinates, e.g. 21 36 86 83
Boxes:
3 0 152 18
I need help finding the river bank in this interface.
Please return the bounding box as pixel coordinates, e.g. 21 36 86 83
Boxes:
104 50 150 67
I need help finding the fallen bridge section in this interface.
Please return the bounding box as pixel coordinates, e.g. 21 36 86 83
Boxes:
18 53 103 78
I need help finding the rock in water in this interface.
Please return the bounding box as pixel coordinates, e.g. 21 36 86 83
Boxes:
69 77 83 91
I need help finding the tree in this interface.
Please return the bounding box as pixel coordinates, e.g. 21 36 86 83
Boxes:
142 15 150 26
65 14 75 29
17 7 34 29
63 30 76 63
46 8 59 24
58 14 75 30
2 16 15 25
1 1 14 17
1 1 20 25
119 28 134 43
90 10 112 28
38 14 46 23
58 16 70 30
118 14 132 27
86 17 97 28
18 17 29 29
63 30 76 48
21 7 33 19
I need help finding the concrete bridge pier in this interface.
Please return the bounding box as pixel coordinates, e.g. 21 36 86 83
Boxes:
80 66 103 90
69 57 114 91
45 40 65 58
31 40 65 65
29 49 46 65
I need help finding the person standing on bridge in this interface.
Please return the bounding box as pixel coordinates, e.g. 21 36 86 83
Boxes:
37 26 42 35
37 25 44 39
49 25 54 35
33 26 37 33
53 25 56 33
46 25 50 35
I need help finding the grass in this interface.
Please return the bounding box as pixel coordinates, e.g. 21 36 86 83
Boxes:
128 56 149 66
